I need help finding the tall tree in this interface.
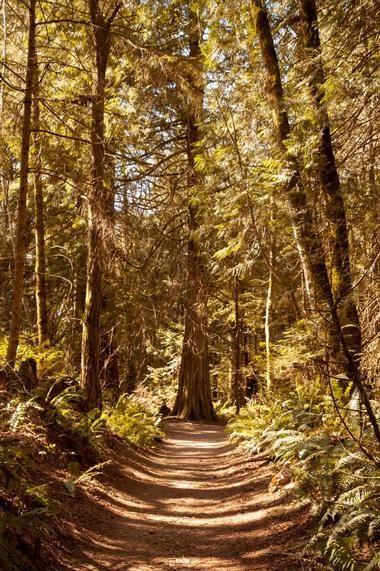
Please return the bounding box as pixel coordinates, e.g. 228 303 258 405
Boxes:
232 277 243 411
250 0 331 311
81 0 119 410
172 7 216 421
6 0 37 368
264 197 275 392
32 60 49 364
298 0 361 357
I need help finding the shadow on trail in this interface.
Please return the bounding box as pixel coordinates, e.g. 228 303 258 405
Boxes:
57 420 312 571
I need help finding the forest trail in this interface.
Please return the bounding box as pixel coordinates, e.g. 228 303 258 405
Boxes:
56 421 312 571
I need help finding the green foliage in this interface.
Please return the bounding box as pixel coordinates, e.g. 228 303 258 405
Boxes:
0 336 67 376
227 386 380 569
0 379 166 569
270 320 323 378
213 400 236 421
64 461 111 498
0 412 54 570
6 398 44 433
0 0 378 566
144 325 183 405
103 394 164 446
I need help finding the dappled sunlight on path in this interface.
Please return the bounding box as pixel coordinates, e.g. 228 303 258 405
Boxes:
57 420 312 570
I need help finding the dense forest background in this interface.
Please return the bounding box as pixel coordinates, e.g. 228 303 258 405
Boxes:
0 0 379 569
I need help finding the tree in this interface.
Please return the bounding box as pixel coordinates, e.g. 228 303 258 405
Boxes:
32 60 49 364
6 0 37 369
172 7 216 421
80 0 120 410
232 277 244 411
0 0 378 440
298 0 361 357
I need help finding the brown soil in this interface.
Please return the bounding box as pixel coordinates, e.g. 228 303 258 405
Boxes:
52 420 316 570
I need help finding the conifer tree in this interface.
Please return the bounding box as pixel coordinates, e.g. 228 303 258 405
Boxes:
172 4 216 421
6 0 37 369
81 0 120 410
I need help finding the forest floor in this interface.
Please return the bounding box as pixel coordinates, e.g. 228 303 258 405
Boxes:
51 420 316 571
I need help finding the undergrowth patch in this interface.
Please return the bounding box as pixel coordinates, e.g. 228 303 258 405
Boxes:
227 384 380 570
0 380 163 570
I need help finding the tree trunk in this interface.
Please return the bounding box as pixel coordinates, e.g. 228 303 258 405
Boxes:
100 324 119 387
232 278 243 413
298 0 361 358
172 16 216 421
100 144 119 388
0 0 14 270
265 205 275 392
32 60 49 364
81 1 119 410
6 0 37 368
172 212 216 421
251 0 334 305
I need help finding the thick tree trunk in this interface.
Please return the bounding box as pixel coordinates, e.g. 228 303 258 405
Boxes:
298 0 361 357
6 0 36 368
81 1 119 410
172 213 216 420
32 61 49 362
172 17 216 421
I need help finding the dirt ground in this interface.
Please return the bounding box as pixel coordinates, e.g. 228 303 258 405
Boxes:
52 420 316 570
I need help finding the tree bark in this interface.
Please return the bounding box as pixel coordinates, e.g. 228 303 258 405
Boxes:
172 208 216 421
172 16 216 421
251 0 333 309
6 0 37 368
298 0 361 357
81 1 119 410
251 2 318 313
99 145 119 388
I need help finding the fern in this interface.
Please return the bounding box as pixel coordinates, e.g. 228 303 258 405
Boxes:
364 550 380 570
7 398 43 432
227 385 380 569
103 394 164 446
324 540 358 571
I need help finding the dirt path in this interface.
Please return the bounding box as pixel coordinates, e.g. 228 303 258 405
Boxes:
56 421 313 570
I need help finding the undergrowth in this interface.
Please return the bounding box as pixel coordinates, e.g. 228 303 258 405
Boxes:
102 393 164 445
0 379 163 570
227 383 380 570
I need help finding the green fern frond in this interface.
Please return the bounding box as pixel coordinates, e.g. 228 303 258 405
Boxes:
337 454 380 478
324 539 358 571
337 485 372 507
364 550 380 570
332 511 373 539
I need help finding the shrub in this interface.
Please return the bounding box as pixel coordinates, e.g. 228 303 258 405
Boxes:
102 394 164 446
